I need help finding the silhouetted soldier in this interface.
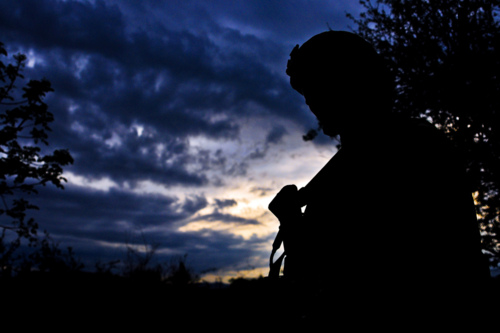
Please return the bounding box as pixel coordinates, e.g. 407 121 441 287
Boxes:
269 31 490 310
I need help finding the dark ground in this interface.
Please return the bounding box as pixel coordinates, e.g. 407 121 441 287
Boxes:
3 272 500 330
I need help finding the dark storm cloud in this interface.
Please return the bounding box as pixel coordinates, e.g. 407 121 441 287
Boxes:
116 0 361 42
266 125 288 144
191 211 260 226
0 0 314 186
28 185 205 264
214 198 237 209
0 0 298 116
29 185 266 272
29 183 262 269
31 185 186 236
181 195 209 215
63 124 210 187
165 229 271 272
250 186 274 197
0 0 141 61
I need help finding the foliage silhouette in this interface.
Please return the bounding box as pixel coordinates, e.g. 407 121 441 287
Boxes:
344 0 500 269
0 41 73 278
122 235 199 288
122 232 163 283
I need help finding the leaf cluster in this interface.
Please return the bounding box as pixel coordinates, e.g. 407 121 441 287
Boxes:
0 41 73 252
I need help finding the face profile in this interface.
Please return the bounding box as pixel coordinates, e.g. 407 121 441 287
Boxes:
286 30 393 140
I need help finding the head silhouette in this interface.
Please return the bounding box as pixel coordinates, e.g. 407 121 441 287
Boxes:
287 30 393 138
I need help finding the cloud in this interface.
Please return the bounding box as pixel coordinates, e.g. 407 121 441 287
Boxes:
28 184 269 273
0 0 127 55
181 195 209 215
191 211 260 226
266 124 288 144
117 0 361 42
250 186 274 197
214 198 238 209
1 0 318 186
31 186 184 234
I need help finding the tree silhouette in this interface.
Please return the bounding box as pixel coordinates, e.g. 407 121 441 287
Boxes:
0 41 73 277
344 0 500 268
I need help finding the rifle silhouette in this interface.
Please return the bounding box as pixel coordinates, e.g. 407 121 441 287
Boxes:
268 150 343 278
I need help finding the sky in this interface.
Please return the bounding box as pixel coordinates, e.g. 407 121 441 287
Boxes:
0 0 364 282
